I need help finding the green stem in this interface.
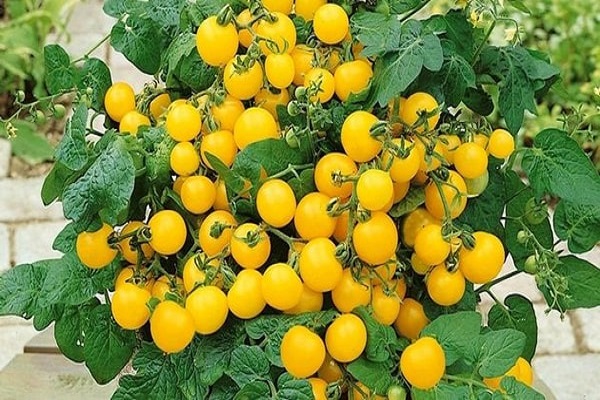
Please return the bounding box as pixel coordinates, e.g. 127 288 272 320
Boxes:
475 270 522 294
400 0 433 22
444 374 489 390
72 32 111 64
471 20 496 65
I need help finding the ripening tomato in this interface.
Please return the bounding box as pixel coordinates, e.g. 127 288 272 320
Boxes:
352 382 386 400
454 142 488 179
400 337 446 389
196 16 239 67
325 313 367 363
483 357 533 390
341 111 382 162
186 285 228 335
382 139 421 183
294 192 338 240
262 263 303 311
488 128 515 159
148 210 187 255
291 45 316 86
371 285 401 325
414 139 445 172
332 269 372 313
119 110 150 135
166 103 202 142
198 210 236 257
281 325 326 378
104 82 136 122
115 266 154 292
400 92 440 131
227 269 266 319
334 60 373 102
401 207 440 248
314 152 357 199
284 284 324 314
308 377 328 400
230 223 271 270
255 12 296 54
393 180 410 204
182 253 221 292
265 53 295 89
459 231 505 284
370 258 397 286
439 134 461 165
257 179 297 228
353 211 398 265
254 87 290 119
180 175 216 215
76 223 117 269
394 298 429 340
295 0 327 20
424 170 468 220
318 353 343 383
152 275 184 301
414 224 450 266
151 300 195 354
304 67 335 103
233 107 279 149
200 130 238 169
299 238 343 292
118 221 155 265
149 93 171 121
263 0 293 14
426 264 466 306
332 209 349 243
224 56 264 100
313 4 349 44
111 283 151 330
356 169 394 211
236 9 254 48
213 179 230 211
170 141 200 177
211 95 245 131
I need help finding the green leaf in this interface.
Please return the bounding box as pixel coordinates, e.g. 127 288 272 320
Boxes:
245 310 337 367
54 300 99 363
418 41 476 107
500 377 544 399
440 10 475 61
506 0 531 14
113 342 185 400
504 171 553 270
479 46 560 134
389 186 425 218
347 357 395 395
521 129 600 206
195 320 247 386
463 86 494 116
143 127 176 187
175 50 216 93
411 382 470 400
539 256 600 311
288 169 316 200
7 119 55 165
233 381 270 400
146 0 186 28
476 329 526 378
62 139 135 226
235 139 311 178
421 311 482 365
277 374 314 400
110 16 168 75
457 160 505 239
209 376 239 399
55 106 89 171
354 307 403 362
553 200 600 253
40 254 118 306
370 20 443 106
103 0 142 18
350 12 402 57
488 295 537 361
227 345 270 388
41 161 81 206
77 58 112 111
0 260 53 318
84 304 136 384
389 0 427 14
44 44 76 94
422 284 477 321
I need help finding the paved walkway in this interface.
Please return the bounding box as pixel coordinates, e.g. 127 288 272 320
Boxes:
0 1 599 398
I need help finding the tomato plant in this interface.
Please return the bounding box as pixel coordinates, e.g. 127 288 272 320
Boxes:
1 0 600 399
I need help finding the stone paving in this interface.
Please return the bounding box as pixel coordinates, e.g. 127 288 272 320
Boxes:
0 1 599 398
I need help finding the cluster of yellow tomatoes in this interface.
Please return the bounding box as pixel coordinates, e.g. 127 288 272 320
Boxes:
75 0 533 397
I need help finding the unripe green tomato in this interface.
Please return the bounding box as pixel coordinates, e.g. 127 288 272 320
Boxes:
524 197 547 225
523 255 538 274
464 170 489 197
294 86 307 99
53 104 67 119
516 230 528 245
387 385 407 400
287 101 300 116
34 110 46 125
16 90 26 103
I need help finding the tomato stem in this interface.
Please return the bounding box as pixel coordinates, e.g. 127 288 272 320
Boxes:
475 270 522 294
